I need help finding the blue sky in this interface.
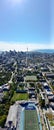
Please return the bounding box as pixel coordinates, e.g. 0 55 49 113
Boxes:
0 0 54 51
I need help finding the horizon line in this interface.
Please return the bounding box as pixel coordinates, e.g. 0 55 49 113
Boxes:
0 41 54 52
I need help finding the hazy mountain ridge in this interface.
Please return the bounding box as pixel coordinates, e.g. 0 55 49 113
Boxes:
34 49 54 53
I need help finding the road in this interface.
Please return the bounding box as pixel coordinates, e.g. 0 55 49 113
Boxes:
8 60 17 84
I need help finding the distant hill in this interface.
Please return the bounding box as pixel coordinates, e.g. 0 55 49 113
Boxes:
34 49 54 53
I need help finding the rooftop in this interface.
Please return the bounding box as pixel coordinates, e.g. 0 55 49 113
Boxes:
24 76 37 82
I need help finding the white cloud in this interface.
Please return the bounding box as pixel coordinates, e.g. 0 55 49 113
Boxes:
0 41 54 52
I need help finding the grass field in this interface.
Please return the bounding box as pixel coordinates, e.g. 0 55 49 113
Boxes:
24 110 40 130
11 92 29 102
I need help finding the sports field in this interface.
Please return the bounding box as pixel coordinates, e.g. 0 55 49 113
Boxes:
24 110 40 130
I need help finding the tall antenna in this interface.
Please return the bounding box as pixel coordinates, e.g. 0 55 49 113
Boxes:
26 47 28 67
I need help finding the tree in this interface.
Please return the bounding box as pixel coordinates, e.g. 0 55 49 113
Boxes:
39 96 45 108
0 115 6 128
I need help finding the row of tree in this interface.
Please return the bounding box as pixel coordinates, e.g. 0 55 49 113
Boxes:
0 82 17 127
